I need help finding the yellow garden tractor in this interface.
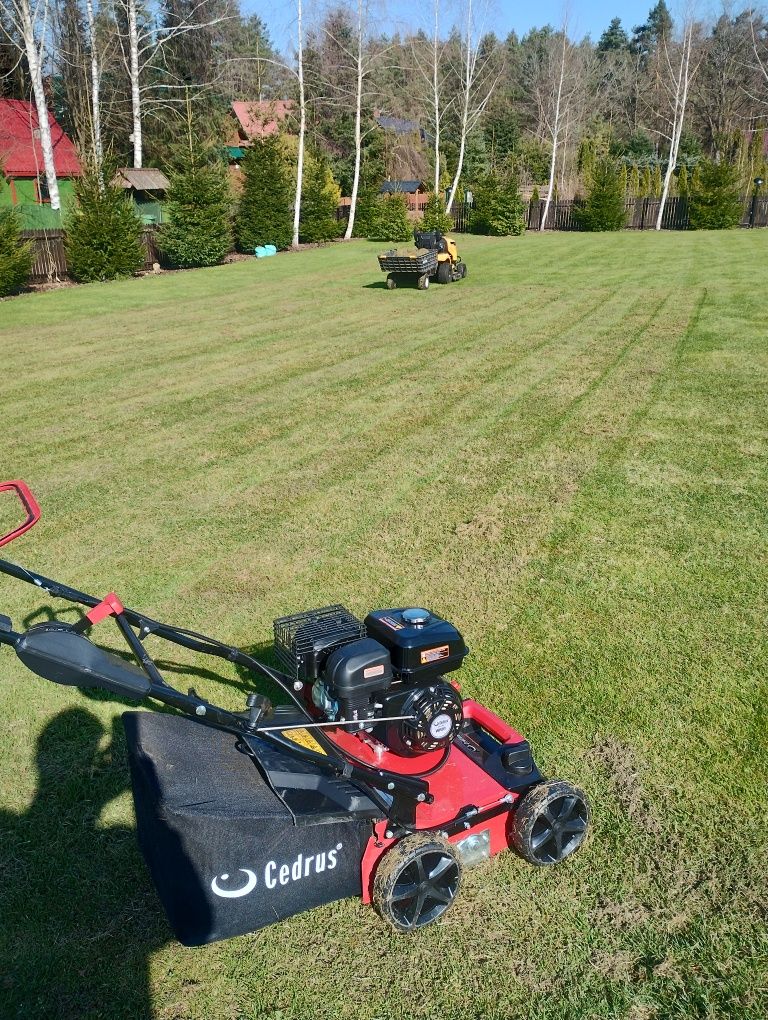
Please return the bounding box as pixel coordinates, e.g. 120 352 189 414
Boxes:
377 230 467 290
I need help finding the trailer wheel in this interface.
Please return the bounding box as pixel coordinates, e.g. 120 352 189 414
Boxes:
437 261 451 284
511 779 591 866
373 833 461 931
417 274 430 290
386 274 397 289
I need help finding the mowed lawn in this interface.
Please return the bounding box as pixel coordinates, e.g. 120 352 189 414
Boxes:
1 232 766 1020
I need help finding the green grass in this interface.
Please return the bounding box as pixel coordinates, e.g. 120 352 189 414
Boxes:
1 232 766 1020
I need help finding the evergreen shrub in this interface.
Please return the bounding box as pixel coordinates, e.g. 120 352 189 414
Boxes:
688 159 743 230
236 137 293 251
66 161 144 282
368 193 412 242
574 157 627 231
159 147 232 268
0 208 32 297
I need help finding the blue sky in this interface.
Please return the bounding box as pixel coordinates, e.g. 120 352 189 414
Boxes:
243 0 667 53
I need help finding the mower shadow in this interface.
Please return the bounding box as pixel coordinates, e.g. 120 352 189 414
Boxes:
0 708 173 1019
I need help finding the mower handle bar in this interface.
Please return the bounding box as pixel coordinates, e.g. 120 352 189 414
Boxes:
0 481 41 549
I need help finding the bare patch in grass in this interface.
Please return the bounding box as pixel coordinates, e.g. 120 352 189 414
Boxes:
589 737 662 836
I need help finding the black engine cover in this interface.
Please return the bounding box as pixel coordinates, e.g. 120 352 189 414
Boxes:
323 638 392 722
365 608 468 684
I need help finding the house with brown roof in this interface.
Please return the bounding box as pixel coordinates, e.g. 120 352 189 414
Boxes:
114 166 171 224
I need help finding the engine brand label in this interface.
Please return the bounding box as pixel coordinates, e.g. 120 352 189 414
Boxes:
363 664 385 678
420 644 450 664
380 615 404 630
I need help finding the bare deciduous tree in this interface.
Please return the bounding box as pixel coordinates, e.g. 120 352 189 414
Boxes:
655 19 698 230
411 0 452 194
3 0 61 207
445 0 500 213
292 0 305 247
114 0 228 167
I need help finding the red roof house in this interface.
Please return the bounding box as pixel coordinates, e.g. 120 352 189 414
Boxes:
0 99 81 213
229 100 294 144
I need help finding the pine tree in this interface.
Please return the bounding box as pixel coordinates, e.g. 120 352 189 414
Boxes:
574 157 627 231
368 193 412 242
66 160 144 283
352 177 380 238
619 163 628 195
419 192 453 233
159 145 232 268
651 163 662 197
677 164 689 196
236 137 293 252
628 166 641 197
300 154 341 244
0 208 32 297
689 159 743 229
640 166 652 197
471 169 525 236
352 143 386 238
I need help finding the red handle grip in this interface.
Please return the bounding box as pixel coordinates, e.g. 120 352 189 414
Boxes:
0 480 41 548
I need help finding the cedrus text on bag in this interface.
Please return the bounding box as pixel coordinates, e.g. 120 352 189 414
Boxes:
210 843 343 898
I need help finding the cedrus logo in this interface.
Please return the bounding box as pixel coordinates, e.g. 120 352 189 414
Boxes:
210 843 342 899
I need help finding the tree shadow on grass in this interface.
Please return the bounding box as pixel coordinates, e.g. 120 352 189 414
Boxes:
0 708 170 1019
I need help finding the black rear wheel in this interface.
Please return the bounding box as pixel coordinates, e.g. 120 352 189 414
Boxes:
437 260 451 284
373 833 461 931
511 779 591 866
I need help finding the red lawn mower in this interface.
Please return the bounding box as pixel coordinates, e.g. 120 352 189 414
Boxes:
0 480 591 944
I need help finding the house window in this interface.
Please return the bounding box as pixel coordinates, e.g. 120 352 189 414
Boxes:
37 175 51 203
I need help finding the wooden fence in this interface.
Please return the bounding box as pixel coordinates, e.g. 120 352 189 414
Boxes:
20 228 160 283
19 194 768 282
452 194 768 233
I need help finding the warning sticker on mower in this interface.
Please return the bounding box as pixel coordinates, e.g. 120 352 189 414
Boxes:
420 644 450 664
280 729 327 755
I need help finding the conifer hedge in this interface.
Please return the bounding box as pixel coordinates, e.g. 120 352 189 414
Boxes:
0 208 32 297
236 138 293 251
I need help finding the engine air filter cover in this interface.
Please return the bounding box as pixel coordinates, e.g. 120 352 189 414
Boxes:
364 608 468 684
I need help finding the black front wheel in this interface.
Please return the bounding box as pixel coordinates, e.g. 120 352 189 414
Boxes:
373 833 461 931
511 779 591 866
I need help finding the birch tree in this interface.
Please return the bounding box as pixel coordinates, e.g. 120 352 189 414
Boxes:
115 0 227 168
655 19 697 230
412 0 451 194
445 0 500 213
292 0 306 248
84 0 103 162
539 24 575 231
3 0 61 208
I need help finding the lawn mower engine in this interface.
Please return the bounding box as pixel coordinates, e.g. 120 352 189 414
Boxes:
274 605 467 756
